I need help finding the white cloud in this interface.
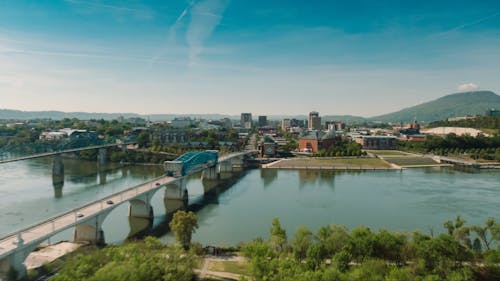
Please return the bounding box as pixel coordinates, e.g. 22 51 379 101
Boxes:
457 83 479 92
186 0 229 65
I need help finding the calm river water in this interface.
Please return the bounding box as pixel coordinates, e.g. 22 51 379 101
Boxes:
0 158 499 246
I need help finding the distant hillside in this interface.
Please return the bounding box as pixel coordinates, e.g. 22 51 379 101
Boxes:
370 91 500 123
322 115 367 124
0 109 236 121
0 109 143 121
0 109 368 124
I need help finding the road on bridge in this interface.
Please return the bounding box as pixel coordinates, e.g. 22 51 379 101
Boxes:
0 175 176 259
0 143 135 165
0 151 250 259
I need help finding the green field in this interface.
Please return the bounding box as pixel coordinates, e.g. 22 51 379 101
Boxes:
383 156 439 166
270 157 392 169
365 150 412 156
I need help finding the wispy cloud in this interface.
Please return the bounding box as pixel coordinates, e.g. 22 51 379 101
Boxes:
186 0 229 65
434 12 500 37
64 0 154 19
457 82 479 92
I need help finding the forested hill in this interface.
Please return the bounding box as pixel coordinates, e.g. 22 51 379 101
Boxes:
370 91 500 123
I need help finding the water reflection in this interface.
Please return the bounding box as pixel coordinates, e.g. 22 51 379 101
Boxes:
52 175 64 198
260 168 278 187
145 170 247 240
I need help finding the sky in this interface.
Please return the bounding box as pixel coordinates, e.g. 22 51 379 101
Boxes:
0 0 499 117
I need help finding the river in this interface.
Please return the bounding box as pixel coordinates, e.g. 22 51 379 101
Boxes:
0 157 499 246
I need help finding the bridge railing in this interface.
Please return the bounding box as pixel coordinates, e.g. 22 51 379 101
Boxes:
0 151 251 256
0 173 173 255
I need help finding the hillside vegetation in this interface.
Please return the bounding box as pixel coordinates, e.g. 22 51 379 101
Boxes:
370 91 500 123
429 115 500 132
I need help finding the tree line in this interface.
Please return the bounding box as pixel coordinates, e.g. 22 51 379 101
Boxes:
399 134 500 161
429 116 500 131
242 216 500 281
26 213 500 281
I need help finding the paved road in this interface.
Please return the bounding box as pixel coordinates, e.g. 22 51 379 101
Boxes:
0 175 176 259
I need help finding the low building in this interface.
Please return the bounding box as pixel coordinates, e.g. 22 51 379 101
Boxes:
298 130 339 153
258 135 278 157
447 116 476 122
39 131 67 141
151 128 193 144
170 117 194 128
399 134 427 142
354 136 397 150
421 127 487 137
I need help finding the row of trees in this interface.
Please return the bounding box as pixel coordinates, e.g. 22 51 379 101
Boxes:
429 116 500 130
399 134 500 160
315 140 366 157
241 217 500 281
50 237 196 281
29 213 499 281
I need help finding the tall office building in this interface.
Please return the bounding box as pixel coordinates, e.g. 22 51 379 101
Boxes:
241 113 252 129
308 111 321 130
281 119 291 131
258 116 267 127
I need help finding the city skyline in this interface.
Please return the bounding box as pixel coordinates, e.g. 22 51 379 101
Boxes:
1 1 500 116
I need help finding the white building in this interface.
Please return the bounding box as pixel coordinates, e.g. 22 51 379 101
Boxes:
421 127 487 137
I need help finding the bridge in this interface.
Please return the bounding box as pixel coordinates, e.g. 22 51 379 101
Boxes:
0 150 257 280
0 142 135 165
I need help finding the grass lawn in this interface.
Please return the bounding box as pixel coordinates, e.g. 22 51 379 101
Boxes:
207 260 250 276
271 157 392 168
365 150 411 156
384 157 438 166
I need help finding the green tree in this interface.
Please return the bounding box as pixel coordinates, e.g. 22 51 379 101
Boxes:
269 217 287 252
332 250 352 272
347 226 376 262
169 211 198 250
136 131 150 148
471 217 500 251
291 226 313 260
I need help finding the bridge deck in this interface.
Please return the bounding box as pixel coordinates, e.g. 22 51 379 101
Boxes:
0 175 176 259
0 143 134 164
0 151 253 259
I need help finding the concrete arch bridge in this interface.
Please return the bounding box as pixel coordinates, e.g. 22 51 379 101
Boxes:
0 151 257 280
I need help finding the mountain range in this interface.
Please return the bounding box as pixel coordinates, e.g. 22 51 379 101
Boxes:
1 91 499 124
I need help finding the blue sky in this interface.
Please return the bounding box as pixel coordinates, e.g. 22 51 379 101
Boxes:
1 0 499 116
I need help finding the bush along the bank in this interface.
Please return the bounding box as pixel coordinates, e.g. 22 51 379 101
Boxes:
241 216 500 281
32 216 500 281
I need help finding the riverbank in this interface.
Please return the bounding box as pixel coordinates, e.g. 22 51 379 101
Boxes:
24 241 86 270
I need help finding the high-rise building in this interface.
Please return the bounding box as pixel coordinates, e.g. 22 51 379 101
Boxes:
241 113 252 129
258 116 267 127
308 111 321 130
281 119 291 131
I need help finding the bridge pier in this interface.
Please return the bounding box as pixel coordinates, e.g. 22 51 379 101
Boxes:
128 194 153 219
164 179 188 214
52 155 65 198
97 148 107 165
52 155 64 180
73 210 111 245
0 235 43 280
201 166 219 180
98 164 107 185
